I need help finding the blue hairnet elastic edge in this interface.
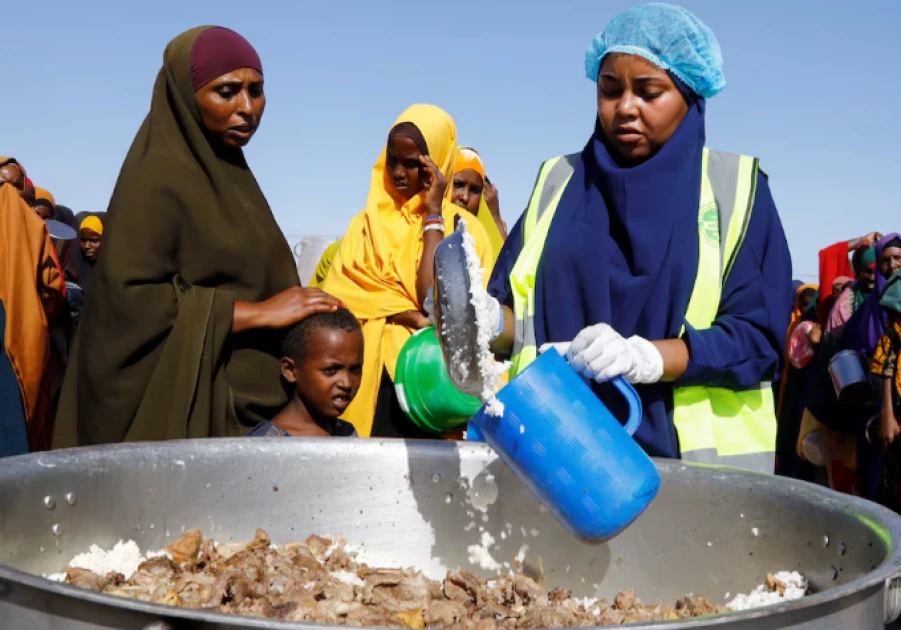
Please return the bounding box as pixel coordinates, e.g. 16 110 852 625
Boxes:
585 44 725 99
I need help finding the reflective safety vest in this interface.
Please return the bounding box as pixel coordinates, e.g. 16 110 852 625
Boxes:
508 148 776 474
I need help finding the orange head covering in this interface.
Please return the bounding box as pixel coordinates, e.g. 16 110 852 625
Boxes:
453 147 505 264
0 182 65 451
80 215 104 236
454 147 486 179
33 187 55 208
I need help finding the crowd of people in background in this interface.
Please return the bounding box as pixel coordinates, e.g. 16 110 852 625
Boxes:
776 232 901 513
2 5 901 520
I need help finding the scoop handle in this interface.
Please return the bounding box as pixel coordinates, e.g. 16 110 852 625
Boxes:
610 376 643 436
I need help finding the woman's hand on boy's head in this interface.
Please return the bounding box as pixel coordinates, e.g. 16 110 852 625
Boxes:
260 287 344 329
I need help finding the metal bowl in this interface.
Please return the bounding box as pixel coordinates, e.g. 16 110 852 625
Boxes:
2 439 901 629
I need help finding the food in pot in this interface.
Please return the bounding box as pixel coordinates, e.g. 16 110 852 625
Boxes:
48 529 801 627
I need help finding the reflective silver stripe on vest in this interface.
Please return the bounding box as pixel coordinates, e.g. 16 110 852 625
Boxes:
705 150 740 278
532 153 580 227
513 153 580 356
680 448 775 474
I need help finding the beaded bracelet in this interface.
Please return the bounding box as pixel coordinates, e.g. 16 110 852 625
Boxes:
422 223 445 234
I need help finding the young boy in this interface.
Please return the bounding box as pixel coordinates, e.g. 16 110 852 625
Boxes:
247 308 364 438
870 272 901 511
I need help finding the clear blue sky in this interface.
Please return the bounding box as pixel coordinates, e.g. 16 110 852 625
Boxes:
4 0 900 280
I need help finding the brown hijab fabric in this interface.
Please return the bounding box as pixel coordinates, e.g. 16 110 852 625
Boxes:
54 26 299 446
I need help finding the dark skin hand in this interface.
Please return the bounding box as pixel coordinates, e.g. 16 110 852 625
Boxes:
232 287 344 334
881 377 901 447
483 176 507 239
273 327 364 435
195 68 265 150
415 154 448 312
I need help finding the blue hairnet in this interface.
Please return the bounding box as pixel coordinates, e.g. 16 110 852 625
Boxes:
585 3 725 99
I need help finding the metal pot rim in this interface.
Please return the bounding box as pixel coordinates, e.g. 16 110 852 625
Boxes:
2 441 901 628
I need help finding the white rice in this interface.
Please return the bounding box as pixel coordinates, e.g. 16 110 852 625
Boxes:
727 571 807 611
459 220 511 414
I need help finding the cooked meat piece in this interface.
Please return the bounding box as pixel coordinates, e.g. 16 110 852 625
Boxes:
447 569 487 605
547 588 571 605
321 577 357 603
673 594 724 618
326 544 356 572
364 570 432 613
517 605 576 629
593 606 626 625
174 570 218 608
65 568 123 591
513 575 545 606
166 528 203 564
306 535 335 561
425 599 469 626
613 589 637 610
444 578 474 604
216 542 250 561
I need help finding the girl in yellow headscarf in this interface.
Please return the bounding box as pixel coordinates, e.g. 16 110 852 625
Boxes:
323 104 492 437
451 147 507 265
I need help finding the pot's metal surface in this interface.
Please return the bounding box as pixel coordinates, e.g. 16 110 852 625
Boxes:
2 439 901 630
433 223 483 398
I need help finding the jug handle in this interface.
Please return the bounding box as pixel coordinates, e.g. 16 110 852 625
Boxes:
610 376 643 436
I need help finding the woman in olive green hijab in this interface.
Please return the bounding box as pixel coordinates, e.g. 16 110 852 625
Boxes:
55 26 341 446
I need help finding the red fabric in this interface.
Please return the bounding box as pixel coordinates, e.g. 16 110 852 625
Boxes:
819 241 853 307
190 27 262 91
818 241 853 325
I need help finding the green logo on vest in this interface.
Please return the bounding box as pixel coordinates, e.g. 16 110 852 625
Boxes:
699 206 719 246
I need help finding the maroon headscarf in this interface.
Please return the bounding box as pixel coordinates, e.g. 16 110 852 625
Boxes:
190 27 263 92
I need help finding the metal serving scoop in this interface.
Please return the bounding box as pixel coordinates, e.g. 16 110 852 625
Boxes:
432 222 484 398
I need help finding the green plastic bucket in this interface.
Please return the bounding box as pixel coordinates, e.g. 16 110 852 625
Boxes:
394 327 482 434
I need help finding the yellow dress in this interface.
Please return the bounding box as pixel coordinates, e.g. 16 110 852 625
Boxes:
322 105 492 436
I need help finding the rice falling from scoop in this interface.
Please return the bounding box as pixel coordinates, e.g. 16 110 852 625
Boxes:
459 219 510 415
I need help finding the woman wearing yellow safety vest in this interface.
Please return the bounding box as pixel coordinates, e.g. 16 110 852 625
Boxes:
483 4 793 473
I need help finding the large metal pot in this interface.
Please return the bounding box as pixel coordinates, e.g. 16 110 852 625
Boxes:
2 439 901 629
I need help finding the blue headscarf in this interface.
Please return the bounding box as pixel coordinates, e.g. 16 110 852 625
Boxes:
536 78 706 456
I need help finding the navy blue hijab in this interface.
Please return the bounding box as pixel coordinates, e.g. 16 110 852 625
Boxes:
535 81 705 456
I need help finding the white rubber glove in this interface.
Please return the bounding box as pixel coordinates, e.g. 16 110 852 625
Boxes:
540 323 664 385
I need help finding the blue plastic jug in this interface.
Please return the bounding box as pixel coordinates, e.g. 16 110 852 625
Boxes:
466 349 660 543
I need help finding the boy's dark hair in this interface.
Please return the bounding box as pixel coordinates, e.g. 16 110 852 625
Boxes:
281 308 362 363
